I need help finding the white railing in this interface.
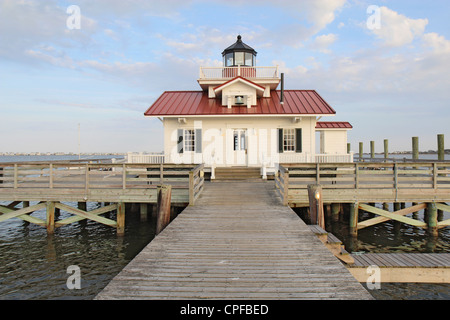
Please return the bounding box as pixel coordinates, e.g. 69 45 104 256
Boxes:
199 66 279 79
126 152 354 165
278 153 354 164
126 153 165 164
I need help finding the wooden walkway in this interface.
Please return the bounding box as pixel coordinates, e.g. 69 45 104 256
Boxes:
96 181 373 300
347 253 450 283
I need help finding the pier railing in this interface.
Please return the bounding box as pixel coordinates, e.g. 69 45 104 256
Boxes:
276 162 450 204
0 163 204 205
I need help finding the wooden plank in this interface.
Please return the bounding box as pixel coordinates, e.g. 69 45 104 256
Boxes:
55 203 118 226
0 204 46 226
358 203 427 228
0 202 46 223
55 202 117 227
358 203 427 230
96 181 372 300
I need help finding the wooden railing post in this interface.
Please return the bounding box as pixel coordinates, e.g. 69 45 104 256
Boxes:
283 169 289 206
14 164 18 189
85 163 89 194
49 164 54 189
189 171 195 206
122 164 126 190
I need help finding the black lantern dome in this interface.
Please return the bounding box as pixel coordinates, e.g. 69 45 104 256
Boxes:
222 35 257 67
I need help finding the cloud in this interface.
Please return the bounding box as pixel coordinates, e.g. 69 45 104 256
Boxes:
311 33 338 53
0 0 97 62
422 32 450 54
371 6 428 47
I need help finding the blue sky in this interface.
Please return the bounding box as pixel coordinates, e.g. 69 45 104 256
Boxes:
1 0 449 153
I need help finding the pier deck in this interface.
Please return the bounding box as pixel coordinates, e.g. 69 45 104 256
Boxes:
347 253 450 283
96 181 372 300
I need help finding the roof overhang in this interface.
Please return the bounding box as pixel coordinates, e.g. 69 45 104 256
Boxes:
213 76 266 94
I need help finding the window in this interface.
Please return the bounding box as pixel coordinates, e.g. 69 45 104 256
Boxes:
245 52 254 66
233 130 246 151
235 52 244 66
184 129 195 152
283 129 296 152
225 53 233 67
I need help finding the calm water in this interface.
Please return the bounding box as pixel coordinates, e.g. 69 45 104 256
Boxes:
0 201 158 300
0 155 449 300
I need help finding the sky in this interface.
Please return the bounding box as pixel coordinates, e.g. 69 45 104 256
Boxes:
0 0 449 154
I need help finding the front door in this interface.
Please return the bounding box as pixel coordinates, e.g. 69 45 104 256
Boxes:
233 129 247 166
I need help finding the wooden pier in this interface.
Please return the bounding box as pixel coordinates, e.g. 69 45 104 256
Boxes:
96 181 373 300
276 162 450 236
347 253 450 284
0 162 204 235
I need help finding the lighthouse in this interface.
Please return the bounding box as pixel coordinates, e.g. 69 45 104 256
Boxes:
144 35 353 173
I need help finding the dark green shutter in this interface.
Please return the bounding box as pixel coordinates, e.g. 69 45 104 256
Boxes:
195 129 202 154
278 129 283 153
177 129 184 154
295 128 302 153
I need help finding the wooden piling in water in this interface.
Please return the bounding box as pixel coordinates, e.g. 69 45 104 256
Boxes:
156 185 172 235
140 203 148 222
412 137 419 160
331 203 340 222
117 202 125 236
349 202 358 237
307 185 324 229
384 139 389 160
438 134 445 161
427 202 438 237
370 141 375 159
359 142 363 161
46 201 55 235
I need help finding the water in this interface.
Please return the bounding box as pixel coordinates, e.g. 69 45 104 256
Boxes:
0 155 449 300
295 204 450 300
0 154 124 163
0 201 158 300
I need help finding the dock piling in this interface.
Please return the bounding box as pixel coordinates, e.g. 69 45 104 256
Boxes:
307 185 324 229
156 185 172 235
349 202 358 237
46 201 55 235
427 202 438 237
117 202 125 236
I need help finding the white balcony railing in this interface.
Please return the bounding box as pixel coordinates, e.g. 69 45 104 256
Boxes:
278 153 354 164
199 66 279 80
126 152 165 164
126 152 354 165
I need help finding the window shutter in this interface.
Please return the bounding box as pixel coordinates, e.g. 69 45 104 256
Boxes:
177 129 184 154
195 129 202 154
295 128 302 153
278 129 283 153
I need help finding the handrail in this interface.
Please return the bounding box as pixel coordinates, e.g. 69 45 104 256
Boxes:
199 66 279 79
0 163 202 192
280 162 450 191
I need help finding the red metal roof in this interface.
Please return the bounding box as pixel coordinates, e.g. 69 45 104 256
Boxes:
316 122 353 129
144 90 336 117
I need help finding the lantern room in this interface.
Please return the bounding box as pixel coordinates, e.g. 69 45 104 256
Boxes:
222 35 257 67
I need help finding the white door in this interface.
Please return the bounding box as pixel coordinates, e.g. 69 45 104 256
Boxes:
233 129 247 166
